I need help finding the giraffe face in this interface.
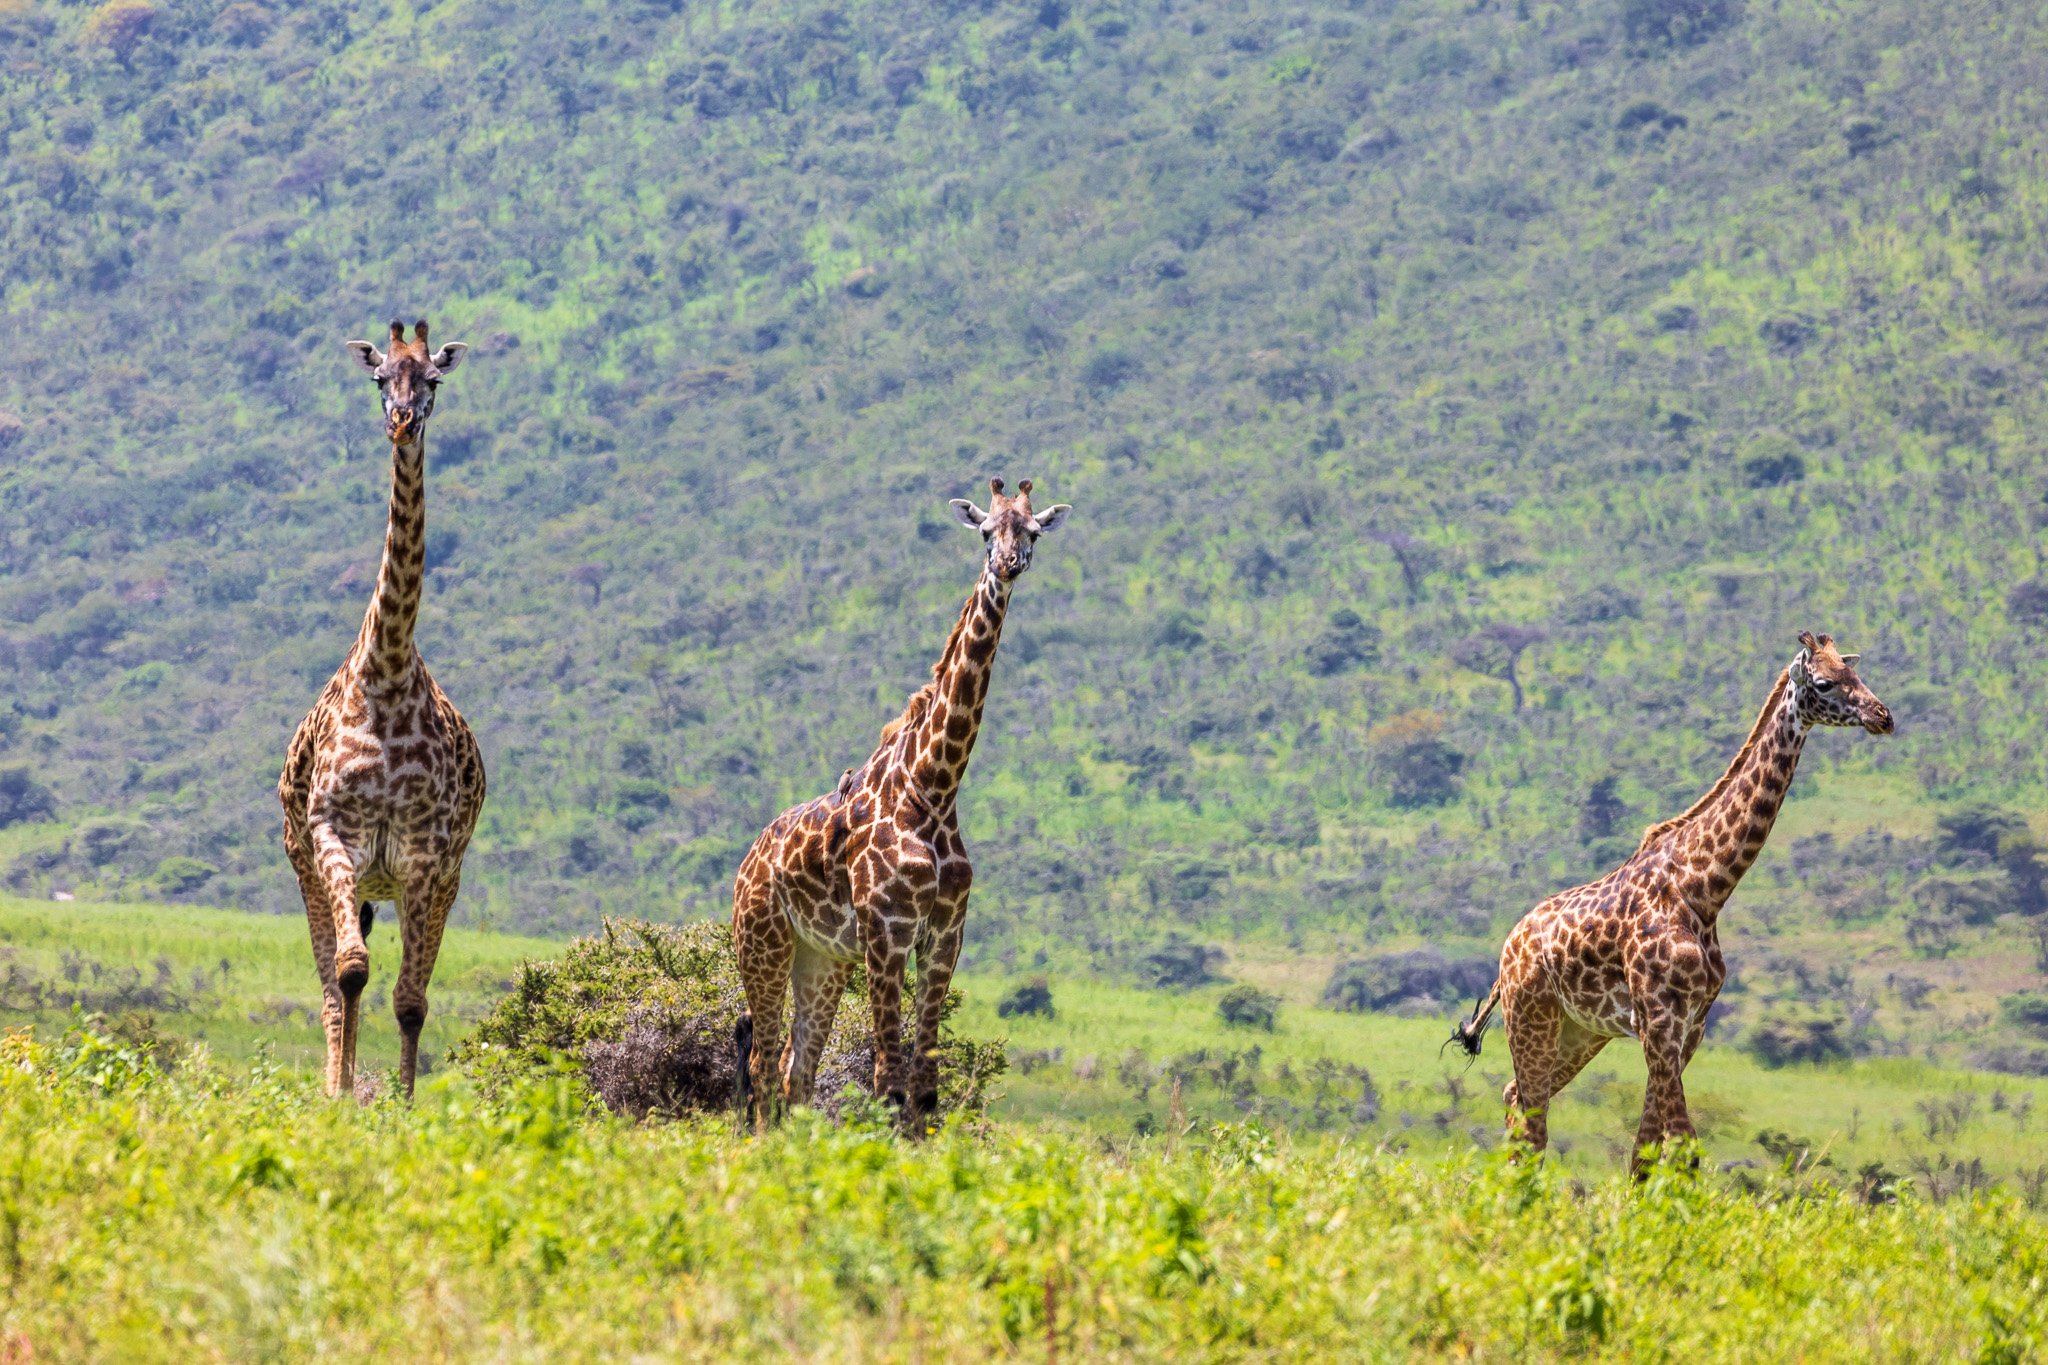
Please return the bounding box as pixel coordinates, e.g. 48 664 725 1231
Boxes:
948 478 1071 582
1791 631 1893 734
345 319 467 444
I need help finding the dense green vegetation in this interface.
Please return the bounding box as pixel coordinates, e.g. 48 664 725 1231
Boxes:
6 1016 2048 1361
4 0 2048 1067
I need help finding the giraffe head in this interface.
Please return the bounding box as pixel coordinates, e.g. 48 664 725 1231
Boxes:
1791 631 1893 734
947 478 1072 582
344 319 468 444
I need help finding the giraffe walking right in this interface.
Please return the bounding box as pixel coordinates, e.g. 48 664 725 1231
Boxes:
1453 633 1892 1175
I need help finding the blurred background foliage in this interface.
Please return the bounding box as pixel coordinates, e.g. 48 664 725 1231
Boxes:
3 0 2048 1054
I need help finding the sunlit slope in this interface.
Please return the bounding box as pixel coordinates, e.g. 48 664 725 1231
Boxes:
0 0 2044 986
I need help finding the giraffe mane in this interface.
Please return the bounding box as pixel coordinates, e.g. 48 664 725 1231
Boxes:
872 577 982 751
876 678 941 751
1631 666 1792 855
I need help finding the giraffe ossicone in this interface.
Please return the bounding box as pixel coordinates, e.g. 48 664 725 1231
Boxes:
278 318 486 1100
732 477 1072 1133
1453 631 1892 1175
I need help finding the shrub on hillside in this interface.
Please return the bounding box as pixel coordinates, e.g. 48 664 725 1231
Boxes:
454 918 1005 1120
1216 984 1278 1031
0 768 56 829
1743 1007 1850 1068
2000 992 2048 1037
1139 936 1225 990
1367 711 1466 808
1322 948 1496 1015
997 976 1054 1019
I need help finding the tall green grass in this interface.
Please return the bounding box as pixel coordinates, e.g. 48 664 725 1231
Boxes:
2 1021 2044 1362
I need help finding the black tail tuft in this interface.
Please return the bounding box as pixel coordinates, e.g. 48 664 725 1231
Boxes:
1450 1016 1485 1057
359 903 375 940
734 1013 754 1112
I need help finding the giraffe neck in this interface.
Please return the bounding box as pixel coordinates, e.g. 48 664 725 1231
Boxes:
354 434 427 684
1651 668 1808 918
902 567 1012 809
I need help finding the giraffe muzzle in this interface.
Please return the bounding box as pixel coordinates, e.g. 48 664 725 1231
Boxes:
1865 707 1894 735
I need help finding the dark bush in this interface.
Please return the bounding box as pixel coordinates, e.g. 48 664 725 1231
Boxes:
2007 580 2048 625
997 976 1055 1019
1559 585 1641 624
1757 314 1816 353
1307 609 1381 675
1621 0 1738 47
1217 984 1279 1030
456 919 1005 1119
1579 775 1629 843
1368 712 1465 808
1936 804 2026 863
1742 451 1805 488
1322 949 1496 1014
1141 936 1225 990
1743 1007 1850 1068
1972 1045 2048 1078
0 769 56 829
147 856 218 897
1081 348 1141 393
2000 992 2048 1037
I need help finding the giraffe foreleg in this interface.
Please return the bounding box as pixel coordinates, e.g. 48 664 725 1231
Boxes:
783 948 854 1109
1633 1013 1698 1179
284 816 348 1098
908 902 968 1134
394 871 457 1102
856 874 927 1123
306 819 368 1096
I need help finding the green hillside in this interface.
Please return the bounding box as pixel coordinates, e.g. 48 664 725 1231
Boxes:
4 0 2048 1038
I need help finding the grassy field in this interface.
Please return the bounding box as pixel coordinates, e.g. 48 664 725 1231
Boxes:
4 1019 2046 1362
7 896 2045 1196
0 894 549 1075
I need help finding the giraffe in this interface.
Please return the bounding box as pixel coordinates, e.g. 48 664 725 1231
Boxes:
732 478 1072 1133
278 319 486 1100
1451 632 1892 1175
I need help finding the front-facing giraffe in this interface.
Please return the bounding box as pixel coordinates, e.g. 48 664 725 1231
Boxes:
733 478 1072 1132
1453 632 1892 1174
279 320 486 1100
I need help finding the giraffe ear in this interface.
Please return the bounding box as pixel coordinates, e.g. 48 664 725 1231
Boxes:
1029 504 1072 534
949 499 990 530
429 342 467 374
1840 653 1860 667
345 341 385 374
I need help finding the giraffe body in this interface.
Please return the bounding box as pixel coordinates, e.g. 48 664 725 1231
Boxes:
1455 632 1891 1173
733 479 1070 1132
279 320 483 1100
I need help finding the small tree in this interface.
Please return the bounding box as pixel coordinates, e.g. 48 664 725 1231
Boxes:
1579 776 1628 843
1217 985 1279 1031
1367 711 1465 808
1451 623 1547 711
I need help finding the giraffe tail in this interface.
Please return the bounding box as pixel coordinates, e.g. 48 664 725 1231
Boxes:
1447 983 1501 1058
733 1013 754 1115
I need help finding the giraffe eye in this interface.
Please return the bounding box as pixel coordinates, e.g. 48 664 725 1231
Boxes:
1812 678 1835 692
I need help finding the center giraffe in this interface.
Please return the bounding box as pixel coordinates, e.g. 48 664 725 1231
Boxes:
1454 631 1892 1175
733 478 1071 1132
